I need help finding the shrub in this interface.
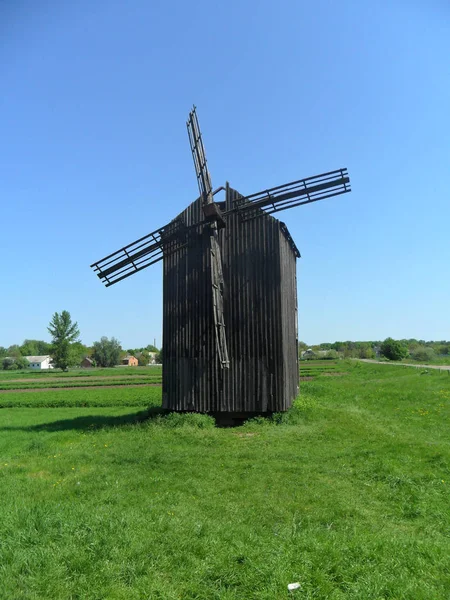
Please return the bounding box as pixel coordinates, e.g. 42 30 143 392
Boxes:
2 358 17 370
410 346 435 363
2 357 29 370
380 338 408 361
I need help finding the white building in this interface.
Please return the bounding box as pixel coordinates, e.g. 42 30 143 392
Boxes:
25 355 54 370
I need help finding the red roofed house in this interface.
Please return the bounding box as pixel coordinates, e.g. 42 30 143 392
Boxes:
122 355 138 366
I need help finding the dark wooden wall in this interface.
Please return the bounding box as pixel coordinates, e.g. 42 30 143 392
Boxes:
162 184 299 414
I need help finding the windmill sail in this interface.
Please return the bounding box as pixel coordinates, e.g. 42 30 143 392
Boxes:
91 168 351 288
187 107 230 369
90 218 187 287
227 168 350 221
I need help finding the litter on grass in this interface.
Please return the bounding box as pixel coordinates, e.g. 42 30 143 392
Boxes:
288 582 301 591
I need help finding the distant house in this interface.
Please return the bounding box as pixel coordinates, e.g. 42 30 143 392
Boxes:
81 357 94 368
25 355 53 370
122 355 138 366
148 352 159 365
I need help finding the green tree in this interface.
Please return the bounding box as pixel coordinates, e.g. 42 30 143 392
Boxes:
145 344 159 353
15 356 30 369
138 351 150 366
357 343 375 359
0 347 7 358
2 356 29 370
7 345 22 358
92 336 122 367
20 339 51 356
71 341 90 365
2 358 16 370
47 311 80 370
410 346 435 363
380 337 408 361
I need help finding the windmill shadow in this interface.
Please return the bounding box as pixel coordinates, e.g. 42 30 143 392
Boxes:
0 407 167 433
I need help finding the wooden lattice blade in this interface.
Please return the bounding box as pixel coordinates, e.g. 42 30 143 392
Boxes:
226 168 351 220
90 219 186 287
209 227 230 369
187 107 214 205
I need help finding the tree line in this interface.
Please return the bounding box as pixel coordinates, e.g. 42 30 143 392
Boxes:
299 338 450 362
2 310 448 370
1 310 161 371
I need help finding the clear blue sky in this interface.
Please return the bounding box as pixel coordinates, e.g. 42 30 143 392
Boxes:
1 0 449 349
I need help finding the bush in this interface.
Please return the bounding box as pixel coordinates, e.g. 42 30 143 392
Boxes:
92 336 122 367
410 346 435 363
2 358 17 370
2 357 29 370
380 338 408 361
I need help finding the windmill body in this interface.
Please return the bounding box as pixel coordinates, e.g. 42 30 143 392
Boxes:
91 107 351 419
162 184 299 416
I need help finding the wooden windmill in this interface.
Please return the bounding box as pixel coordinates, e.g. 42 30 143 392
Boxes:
91 107 351 420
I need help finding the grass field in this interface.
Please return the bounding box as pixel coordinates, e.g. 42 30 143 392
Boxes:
0 362 449 599
0 366 162 391
0 366 163 379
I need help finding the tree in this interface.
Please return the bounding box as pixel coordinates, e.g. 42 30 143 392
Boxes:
92 336 122 367
0 347 7 358
2 358 16 370
15 356 30 370
2 356 29 370
380 337 408 361
410 346 435 363
20 339 51 356
47 310 80 370
138 351 149 366
357 343 375 359
7 345 22 358
71 341 90 365
154 351 162 364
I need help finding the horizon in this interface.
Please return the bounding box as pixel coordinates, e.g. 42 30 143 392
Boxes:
3 333 449 353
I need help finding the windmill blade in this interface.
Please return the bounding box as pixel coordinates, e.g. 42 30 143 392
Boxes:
227 168 350 221
210 228 230 368
187 106 230 369
187 106 214 205
90 218 187 287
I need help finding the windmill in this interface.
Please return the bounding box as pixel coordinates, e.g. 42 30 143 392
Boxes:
91 107 351 421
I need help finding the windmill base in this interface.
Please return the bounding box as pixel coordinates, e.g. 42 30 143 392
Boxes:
211 411 272 427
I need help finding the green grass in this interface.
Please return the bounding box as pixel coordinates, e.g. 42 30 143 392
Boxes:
0 378 162 391
0 386 162 408
0 366 162 380
400 357 450 366
0 363 449 598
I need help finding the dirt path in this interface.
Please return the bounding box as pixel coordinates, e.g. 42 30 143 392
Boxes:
0 384 162 394
357 359 450 371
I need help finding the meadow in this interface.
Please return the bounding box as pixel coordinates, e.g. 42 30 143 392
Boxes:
0 362 449 599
